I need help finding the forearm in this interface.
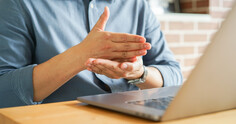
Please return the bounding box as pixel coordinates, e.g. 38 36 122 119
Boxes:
136 67 163 89
33 45 86 102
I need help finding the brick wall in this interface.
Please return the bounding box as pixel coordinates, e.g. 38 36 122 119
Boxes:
180 0 210 14
157 0 236 81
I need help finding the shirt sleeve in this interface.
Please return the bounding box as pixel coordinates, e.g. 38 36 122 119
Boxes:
0 0 40 108
142 1 183 86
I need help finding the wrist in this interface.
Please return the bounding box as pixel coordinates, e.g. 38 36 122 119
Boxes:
127 66 148 85
70 44 90 70
125 65 145 80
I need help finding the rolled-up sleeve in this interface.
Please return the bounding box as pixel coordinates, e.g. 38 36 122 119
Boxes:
0 0 39 108
143 1 183 86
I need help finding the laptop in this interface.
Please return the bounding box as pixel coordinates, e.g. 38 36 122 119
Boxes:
77 3 236 121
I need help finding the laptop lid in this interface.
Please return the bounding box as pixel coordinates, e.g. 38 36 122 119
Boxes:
162 2 236 121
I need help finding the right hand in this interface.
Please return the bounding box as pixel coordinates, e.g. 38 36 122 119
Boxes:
77 7 151 65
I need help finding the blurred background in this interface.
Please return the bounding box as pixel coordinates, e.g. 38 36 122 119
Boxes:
147 0 236 81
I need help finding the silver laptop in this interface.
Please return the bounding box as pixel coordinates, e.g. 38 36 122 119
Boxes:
77 3 236 121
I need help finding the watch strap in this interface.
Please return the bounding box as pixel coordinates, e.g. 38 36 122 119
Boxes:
128 66 148 85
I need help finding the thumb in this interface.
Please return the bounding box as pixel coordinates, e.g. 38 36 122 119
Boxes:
92 6 110 31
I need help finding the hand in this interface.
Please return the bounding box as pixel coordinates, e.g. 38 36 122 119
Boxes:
86 57 144 80
76 7 151 66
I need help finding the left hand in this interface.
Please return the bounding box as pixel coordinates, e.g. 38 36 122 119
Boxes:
85 57 144 80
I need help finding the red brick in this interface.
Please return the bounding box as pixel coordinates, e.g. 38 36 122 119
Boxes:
169 22 194 30
198 45 208 54
180 2 193 9
210 10 229 19
210 0 219 7
165 34 181 43
170 46 195 55
198 22 219 30
197 0 209 7
184 34 208 42
223 1 235 8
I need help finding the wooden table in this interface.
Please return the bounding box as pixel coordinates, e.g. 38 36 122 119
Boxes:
0 100 235 124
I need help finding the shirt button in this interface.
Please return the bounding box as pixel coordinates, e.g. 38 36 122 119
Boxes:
91 3 94 8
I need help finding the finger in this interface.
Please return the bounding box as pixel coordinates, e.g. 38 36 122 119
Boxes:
93 64 121 79
120 62 136 71
121 57 143 71
93 59 126 78
113 42 151 52
92 6 110 31
93 58 120 69
90 65 103 74
112 57 138 62
110 33 146 43
112 50 147 59
85 58 96 67
93 59 121 72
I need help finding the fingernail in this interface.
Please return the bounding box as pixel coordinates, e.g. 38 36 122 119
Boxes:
139 50 145 54
121 64 127 70
92 60 96 65
144 44 149 49
139 38 144 42
87 63 92 67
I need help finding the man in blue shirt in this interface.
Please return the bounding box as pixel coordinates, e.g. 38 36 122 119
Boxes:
0 0 182 108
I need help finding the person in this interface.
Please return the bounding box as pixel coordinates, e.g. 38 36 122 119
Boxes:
0 0 182 108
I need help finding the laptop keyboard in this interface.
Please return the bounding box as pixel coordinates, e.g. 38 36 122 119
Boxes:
127 96 174 110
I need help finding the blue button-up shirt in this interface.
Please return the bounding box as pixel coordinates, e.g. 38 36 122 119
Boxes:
0 0 182 108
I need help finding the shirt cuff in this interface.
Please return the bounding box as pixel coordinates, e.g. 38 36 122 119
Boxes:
147 65 182 87
11 64 42 105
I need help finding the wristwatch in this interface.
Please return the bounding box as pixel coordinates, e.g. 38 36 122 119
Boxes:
128 66 148 85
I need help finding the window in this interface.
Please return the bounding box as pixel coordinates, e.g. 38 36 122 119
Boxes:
147 0 209 15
